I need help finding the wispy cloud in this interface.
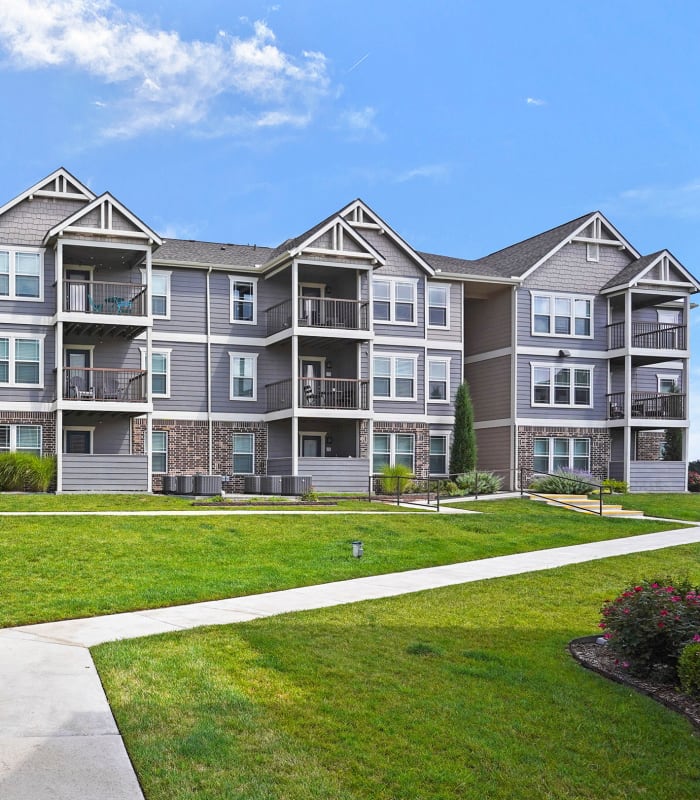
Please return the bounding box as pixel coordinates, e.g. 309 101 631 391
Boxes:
613 179 700 220
526 97 547 106
338 106 382 140
394 164 450 183
0 0 330 138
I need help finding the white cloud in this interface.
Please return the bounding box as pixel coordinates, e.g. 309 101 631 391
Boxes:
0 1 330 138
526 97 546 106
394 164 450 183
614 179 700 220
338 106 383 141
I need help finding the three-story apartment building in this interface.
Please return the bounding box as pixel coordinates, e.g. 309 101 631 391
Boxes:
1 168 696 493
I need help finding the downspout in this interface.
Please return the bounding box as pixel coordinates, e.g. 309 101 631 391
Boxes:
206 267 213 474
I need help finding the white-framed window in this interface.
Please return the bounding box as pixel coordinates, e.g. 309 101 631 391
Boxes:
151 271 171 318
531 364 593 408
429 434 448 474
230 353 257 401
533 437 590 474
427 358 449 402
151 431 168 473
230 277 257 324
0 334 43 387
232 432 255 473
372 277 417 324
658 376 679 394
0 248 43 301
531 292 593 338
373 354 417 400
372 432 415 472
427 284 449 328
0 424 42 456
151 351 170 397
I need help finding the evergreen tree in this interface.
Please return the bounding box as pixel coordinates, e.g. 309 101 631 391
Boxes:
662 428 683 461
450 381 477 474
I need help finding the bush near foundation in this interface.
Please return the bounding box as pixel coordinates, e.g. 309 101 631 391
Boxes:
0 453 56 492
688 471 700 492
678 643 700 698
529 469 596 496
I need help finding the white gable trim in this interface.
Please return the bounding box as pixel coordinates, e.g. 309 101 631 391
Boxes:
340 199 436 276
516 211 641 282
0 168 95 218
601 250 700 294
44 192 162 246
290 216 385 264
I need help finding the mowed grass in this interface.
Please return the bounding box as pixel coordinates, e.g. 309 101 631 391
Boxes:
615 492 700 521
0 500 684 627
93 544 700 800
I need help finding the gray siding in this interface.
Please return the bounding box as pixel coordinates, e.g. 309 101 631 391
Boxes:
426 348 462 416
0 324 56 402
62 414 132 454
62 454 148 491
475 426 512 478
629 461 687 492
465 356 511 421
153 340 207 413
298 457 369 491
522 241 632 293
426 280 462 344
153 267 207 335
516 288 607 351
464 288 512 354
372 344 424 415
0 197 87 246
0 247 56 316
268 419 292 459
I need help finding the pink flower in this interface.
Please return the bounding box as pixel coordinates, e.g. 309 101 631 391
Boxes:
598 622 607 628
622 662 630 669
623 608 630 614
660 609 669 617
634 586 643 592
658 622 665 629
693 634 700 643
651 583 659 588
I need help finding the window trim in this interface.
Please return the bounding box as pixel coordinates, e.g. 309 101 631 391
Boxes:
0 333 45 388
151 430 168 474
0 247 44 302
0 423 42 456
229 352 258 402
427 357 450 404
232 431 255 474
530 291 594 339
141 268 171 319
372 432 415 473
229 276 258 326
427 283 450 329
373 353 418 401
530 362 594 409
533 436 591 474
372 277 419 326
140 347 171 399
429 432 449 475
657 375 679 394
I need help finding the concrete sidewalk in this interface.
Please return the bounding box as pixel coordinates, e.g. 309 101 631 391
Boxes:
2 526 700 799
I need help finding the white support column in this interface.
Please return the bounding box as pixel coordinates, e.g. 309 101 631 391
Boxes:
145 247 153 491
622 290 632 487
55 409 63 493
291 258 299 477
55 239 64 492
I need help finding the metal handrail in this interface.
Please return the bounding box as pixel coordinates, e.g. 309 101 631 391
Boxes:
520 468 608 516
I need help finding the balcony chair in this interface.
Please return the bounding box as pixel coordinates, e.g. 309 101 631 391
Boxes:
69 377 95 400
87 294 103 313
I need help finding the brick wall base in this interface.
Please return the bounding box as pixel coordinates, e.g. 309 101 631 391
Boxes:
636 430 665 461
373 421 430 478
0 411 56 456
517 425 611 483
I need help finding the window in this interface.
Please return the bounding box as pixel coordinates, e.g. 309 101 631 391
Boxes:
532 364 592 407
0 248 42 300
151 352 170 397
152 431 167 473
233 433 254 474
428 359 449 402
230 353 257 401
230 278 257 324
373 433 415 472
428 284 449 328
533 437 590 474
0 335 42 387
532 293 592 338
151 272 171 318
372 278 417 324
373 355 416 400
658 376 678 394
429 435 448 474
0 424 41 456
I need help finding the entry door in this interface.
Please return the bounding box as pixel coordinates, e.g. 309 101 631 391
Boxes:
300 358 323 406
300 285 324 325
65 349 91 398
66 269 91 312
300 434 323 457
65 430 92 454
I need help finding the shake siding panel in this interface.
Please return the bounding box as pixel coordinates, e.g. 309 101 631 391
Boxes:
522 241 632 292
464 288 511 354
0 197 87 246
516 355 607 420
465 356 511 420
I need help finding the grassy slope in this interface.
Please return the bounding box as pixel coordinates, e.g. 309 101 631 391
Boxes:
0 499 684 627
93 544 700 800
615 492 700 521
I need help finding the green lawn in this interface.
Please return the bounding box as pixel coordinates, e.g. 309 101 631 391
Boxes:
0 499 684 628
93 544 700 800
615 492 700 521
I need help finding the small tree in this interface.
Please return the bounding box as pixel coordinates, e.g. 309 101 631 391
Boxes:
450 381 477 474
662 428 683 461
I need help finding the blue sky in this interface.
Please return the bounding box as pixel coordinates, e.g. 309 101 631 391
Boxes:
1 0 699 455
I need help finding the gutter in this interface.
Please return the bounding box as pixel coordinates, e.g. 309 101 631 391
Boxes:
206 267 213 474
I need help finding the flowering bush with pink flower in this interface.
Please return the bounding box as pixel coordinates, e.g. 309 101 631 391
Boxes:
688 471 700 492
599 577 700 677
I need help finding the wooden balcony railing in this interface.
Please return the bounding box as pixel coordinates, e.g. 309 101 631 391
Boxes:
607 391 686 420
298 377 369 410
63 368 147 402
607 321 687 350
63 280 147 317
265 297 369 335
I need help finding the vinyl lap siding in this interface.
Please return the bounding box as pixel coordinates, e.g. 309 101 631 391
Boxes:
475 426 512 476
464 288 512 354
62 454 148 491
465 356 511 421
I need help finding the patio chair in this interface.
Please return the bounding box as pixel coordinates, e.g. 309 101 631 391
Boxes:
69 376 94 400
87 294 103 313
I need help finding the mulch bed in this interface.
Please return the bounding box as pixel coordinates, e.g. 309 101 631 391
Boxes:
191 501 338 507
569 636 700 730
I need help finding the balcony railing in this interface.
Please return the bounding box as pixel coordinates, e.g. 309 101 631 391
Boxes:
63 280 147 317
298 377 369 410
63 368 147 402
265 297 369 335
265 377 369 411
607 391 686 420
607 321 687 350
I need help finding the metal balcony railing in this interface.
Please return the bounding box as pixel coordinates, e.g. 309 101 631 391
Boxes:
265 297 369 335
63 367 147 402
298 377 369 410
607 391 686 420
607 321 687 350
63 280 147 317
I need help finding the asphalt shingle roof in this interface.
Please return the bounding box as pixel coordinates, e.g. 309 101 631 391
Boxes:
152 239 274 268
600 252 664 291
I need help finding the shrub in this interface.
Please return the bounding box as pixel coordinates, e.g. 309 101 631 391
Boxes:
0 453 56 492
688 471 700 492
379 463 414 495
602 478 628 494
431 479 461 496
300 486 319 502
599 578 700 677
678 643 700 698
529 469 596 495
455 471 503 495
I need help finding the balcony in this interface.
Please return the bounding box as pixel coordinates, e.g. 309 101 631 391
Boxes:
266 297 369 336
265 377 370 412
62 280 148 337
607 391 686 420
607 321 687 351
63 368 147 403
